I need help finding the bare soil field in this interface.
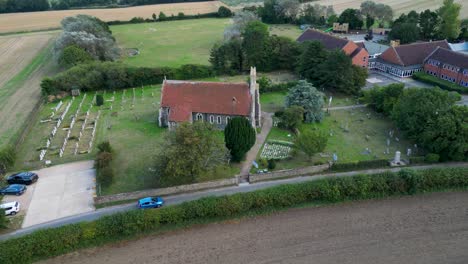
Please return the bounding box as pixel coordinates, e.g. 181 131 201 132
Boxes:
43 191 468 264
0 32 56 147
0 1 225 34
316 0 467 18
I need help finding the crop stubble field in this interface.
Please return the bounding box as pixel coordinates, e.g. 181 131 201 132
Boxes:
0 32 56 147
0 1 225 34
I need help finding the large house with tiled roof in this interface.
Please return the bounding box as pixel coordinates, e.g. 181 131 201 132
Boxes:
158 67 261 130
423 47 468 87
373 40 451 78
296 29 369 68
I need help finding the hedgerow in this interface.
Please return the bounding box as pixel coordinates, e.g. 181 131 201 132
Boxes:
0 167 467 263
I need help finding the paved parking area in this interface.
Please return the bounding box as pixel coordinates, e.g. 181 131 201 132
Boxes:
2 161 96 228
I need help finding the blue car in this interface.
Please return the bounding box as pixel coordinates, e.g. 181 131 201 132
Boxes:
137 197 164 209
0 184 27 196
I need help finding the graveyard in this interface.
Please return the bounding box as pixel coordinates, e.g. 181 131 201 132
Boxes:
15 85 239 195
257 107 418 171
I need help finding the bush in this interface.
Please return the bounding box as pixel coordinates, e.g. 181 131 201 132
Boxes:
58 45 94 68
412 72 468 94
97 166 114 188
260 80 298 93
409 156 426 165
0 167 467 263
267 159 276 170
0 146 16 175
0 208 6 229
96 94 104 106
97 141 113 153
217 6 232 17
331 159 389 171
425 153 440 163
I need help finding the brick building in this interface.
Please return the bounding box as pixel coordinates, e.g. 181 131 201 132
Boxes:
374 40 451 78
424 47 468 87
158 67 261 130
296 29 369 68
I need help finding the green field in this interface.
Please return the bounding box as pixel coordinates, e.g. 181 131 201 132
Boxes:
112 18 304 68
259 107 417 171
112 18 232 68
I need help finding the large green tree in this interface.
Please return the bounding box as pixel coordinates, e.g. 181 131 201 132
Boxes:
242 21 270 71
338 8 363 29
285 80 324 123
437 0 462 40
419 9 441 40
155 122 229 186
420 106 468 161
294 128 328 159
296 41 328 82
389 21 420 44
279 106 304 131
58 45 94 68
363 83 404 115
224 117 256 162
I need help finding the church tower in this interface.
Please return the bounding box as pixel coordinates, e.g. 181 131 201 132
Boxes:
249 67 261 127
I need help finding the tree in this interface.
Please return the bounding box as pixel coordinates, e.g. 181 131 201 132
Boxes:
419 10 441 40
389 22 420 44
224 117 256 162
351 65 368 94
223 10 259 41
294 129 328 159
158 11 167 21
0 208 6 230
391 88 458 141
459 19 468 40
58 45 94 68
327 14 339 27
0 145 15 175
366 16 375 29
296 41 328 82
279 106 304 130
274 0 300 23
437 0 461 40
258 0 282 23
285 80 324 123
217 6 232 17
155 122 229 186
338 8 363 29
54 15 120 62
420 106 468 161
316 50 362 95
363 83 404 115
242 21 270 70
269 35 301 71
209 38 245 74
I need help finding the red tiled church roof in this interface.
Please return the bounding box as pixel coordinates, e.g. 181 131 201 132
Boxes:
425 47 468 69
297 29 349 50
380 40 451 66
161 80 252 122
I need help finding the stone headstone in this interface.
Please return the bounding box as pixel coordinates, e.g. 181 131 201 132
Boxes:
394 151 401 163
407 148 412 156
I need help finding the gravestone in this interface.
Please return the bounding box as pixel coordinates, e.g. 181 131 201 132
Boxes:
71 89 80 96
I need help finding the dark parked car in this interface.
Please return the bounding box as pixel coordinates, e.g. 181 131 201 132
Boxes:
7 172 38 185
0 184 27 196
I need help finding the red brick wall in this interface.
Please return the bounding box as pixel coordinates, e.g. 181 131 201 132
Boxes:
351 48 369 68
424 63 468 85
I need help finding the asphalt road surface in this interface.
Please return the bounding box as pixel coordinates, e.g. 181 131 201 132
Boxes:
42 191 468 264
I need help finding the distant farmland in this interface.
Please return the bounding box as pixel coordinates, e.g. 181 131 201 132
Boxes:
0 1 225 34
314 0 467 18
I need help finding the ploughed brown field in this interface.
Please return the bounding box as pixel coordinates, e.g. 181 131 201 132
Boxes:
0 1 225 34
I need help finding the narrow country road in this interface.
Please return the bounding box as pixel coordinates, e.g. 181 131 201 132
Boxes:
1 162 466 241
43 191 468 264
239 112 273 179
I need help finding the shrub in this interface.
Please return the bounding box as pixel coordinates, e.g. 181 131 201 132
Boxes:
0 208 6 229
218 6 232 17
97 141 113 153
58 45 94 68
96 94 104 106
224 117 256 162
412 72 468 94
409 156 426 165
331 159 389 171
267 159 276 170
425 153 440 163
0 146 16 175
97 166 114 188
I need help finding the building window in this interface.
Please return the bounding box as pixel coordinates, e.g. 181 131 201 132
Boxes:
209 115 214 123
464 69 468 76
196 113 203 121
217 116 221 124
226 116 231 123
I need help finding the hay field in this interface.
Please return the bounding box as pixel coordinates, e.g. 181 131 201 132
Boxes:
0 1 225 34
0 32 56 147
315 0 467 18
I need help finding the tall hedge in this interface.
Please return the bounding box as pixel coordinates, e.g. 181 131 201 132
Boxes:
1 167 467 263
41 62 214 96
412 72 468 94
224 117 256 162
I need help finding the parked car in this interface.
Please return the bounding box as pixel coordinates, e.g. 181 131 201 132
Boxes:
0 184 27 196
137 197 164 209
6 172 38 185
0 201 20 216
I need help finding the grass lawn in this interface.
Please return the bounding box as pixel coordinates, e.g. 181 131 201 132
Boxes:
112 18 231 68
269 24 303 40
259 107 418 171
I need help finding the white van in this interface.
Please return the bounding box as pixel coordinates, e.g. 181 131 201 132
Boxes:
0 201 20 216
